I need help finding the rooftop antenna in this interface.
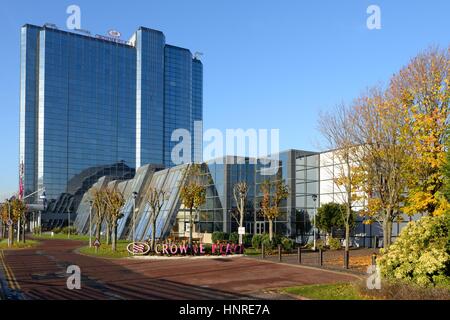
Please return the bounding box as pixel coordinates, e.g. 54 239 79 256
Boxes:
74 28 92 36
44 23 58 29
194 51 203 60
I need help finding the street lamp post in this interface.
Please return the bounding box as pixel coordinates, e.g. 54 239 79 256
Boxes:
312 194 318 251
39 190 47 236
132 192 138 245
89 200 93 247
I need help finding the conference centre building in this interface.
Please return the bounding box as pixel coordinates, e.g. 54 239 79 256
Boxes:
19 24 203 222
73 150 415 247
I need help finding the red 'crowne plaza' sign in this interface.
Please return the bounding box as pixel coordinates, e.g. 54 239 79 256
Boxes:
154 243 245 256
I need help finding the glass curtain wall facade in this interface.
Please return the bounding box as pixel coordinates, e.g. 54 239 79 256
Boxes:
75 149 414 245
19 24 203 211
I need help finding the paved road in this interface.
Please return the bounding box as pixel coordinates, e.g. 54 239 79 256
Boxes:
0 239 359 300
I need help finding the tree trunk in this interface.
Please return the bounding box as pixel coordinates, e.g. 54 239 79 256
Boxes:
112 222 117 252
17 219 20 243
95 222 101 241
106 222 110 245
268 219 273 242
383 218 393 249
151 218 156 252
344 223 350 268
239 198 244 228
8 225 13 247
22 220 26 243
189 208 193 251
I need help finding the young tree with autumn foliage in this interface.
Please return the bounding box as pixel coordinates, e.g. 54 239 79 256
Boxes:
180 164 206 249
0 201 12 246
0 198 27 246
351 88 410 249
104 189 125 251
259 179 289 242
92 189 108 242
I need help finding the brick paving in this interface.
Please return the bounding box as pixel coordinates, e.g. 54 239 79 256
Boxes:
0 239 359 300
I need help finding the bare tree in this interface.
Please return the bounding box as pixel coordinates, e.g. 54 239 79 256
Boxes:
318 103 363 267
147 187 169 252
232 182 249 244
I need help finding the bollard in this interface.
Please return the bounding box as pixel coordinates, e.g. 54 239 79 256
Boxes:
261 243 265 259
344 250 349 269
373 236 377 249
297 246 302 264
278 244 282 262
372 252 377 266
318 248 323 266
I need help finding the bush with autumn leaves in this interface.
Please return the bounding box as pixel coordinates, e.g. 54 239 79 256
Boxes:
378 212 450 287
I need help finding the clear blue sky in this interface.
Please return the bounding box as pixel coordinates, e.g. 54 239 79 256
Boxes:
0 0 449 199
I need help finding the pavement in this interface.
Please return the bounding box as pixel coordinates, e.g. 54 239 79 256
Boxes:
0 239 359 300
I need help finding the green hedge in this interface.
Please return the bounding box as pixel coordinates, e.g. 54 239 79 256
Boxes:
212 231 229 243
243 234 252 246
252 234 263 249
229 232 239 243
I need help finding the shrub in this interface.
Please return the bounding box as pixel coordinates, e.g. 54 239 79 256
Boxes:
328 237 341 250
252 234 263 249
315 239 325 250
281 237 294 251
52 227 61 234
229 232 239 244
59 226 78 235
33 226 42 235
243 234 253 247
212 231 229 243
378 213 450 287
261 233 282 250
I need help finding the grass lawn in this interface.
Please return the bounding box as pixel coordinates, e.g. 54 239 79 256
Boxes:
78 240 132 259
0 239 39 250
282 283 369 300
33 233 90 241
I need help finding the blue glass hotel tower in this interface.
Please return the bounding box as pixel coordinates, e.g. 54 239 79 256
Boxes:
19 25 203 206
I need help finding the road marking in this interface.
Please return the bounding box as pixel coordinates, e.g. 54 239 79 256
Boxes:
0 250 21 291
